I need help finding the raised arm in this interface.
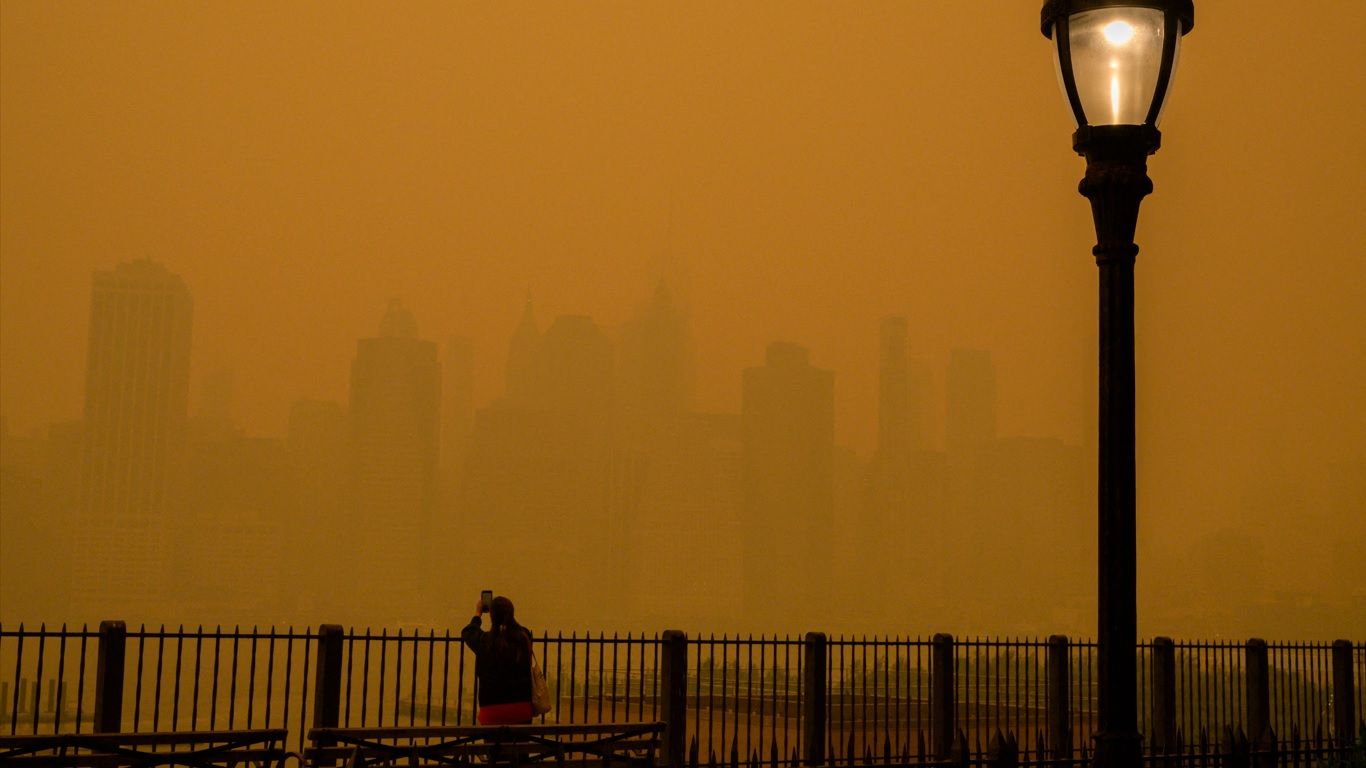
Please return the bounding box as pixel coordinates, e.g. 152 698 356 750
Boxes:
461 612 484 653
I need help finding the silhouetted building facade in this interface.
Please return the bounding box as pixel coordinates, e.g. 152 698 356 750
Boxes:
347 301 440 623
505 297 541 408
864 318 940 619
440 337 475 513
741 342 834 627
877 317 918 457
946 348 996 452
72 260 192 622
0 420 79 621
459 310 620 628
176 434 290 623
624 412 744 627
286 399 350 619
619 281 692 447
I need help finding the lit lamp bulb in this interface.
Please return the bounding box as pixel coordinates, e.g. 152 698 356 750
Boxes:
1103 20 1136 45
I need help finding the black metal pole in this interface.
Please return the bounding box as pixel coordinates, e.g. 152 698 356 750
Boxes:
1076 124 1155 768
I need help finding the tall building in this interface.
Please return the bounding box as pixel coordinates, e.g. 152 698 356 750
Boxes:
505 297 540 408
741 342 834 627
877 317 916 458
440 337 475 514
865 318 937 617
458 311 618 629
72 259 192 622
619 281 692 446
347 300 440 623
946 348 996 451
536 314 614 420
285 399 349 620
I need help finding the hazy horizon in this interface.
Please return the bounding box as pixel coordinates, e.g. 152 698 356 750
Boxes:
2 2 1363 637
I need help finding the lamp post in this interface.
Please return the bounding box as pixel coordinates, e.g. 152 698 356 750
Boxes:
1040 4 1193 768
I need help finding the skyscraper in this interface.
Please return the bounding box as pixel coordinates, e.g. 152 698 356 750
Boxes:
946 348 997 451
741 342 834 627
73 259 192 621
866 318 927 613
286 399 349 618
347 300 440 623
619 281 692 446
877 317 916 458
505 297 540 408
440 336 475 512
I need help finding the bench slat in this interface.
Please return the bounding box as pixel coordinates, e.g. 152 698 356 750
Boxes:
0 729 290 768
306 723 663 768
311 722 663 740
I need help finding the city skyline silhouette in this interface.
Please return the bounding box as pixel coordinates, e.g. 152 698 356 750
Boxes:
1 257 1360 640
2 3 1364 642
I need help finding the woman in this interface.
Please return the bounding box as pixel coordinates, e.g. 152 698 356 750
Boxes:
461 595 534 724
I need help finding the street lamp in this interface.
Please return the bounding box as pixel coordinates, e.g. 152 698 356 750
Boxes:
1040 3 1193 768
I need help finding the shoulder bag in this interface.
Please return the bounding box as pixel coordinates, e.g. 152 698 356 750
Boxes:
527 635 552 715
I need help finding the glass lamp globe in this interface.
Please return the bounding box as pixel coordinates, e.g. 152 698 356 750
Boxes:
1042 1 1194 132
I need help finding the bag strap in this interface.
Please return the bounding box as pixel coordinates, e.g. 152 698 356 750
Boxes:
524 632 539 668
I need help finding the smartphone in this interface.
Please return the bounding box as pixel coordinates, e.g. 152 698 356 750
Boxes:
480 590 493 612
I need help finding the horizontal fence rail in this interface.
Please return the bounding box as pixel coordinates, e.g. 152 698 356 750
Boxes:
2 622 1361 768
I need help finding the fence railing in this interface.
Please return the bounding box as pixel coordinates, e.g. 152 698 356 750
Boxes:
1 622 1361 767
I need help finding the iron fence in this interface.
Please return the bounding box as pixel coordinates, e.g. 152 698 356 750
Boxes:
2 623 1361 768
334 629 662 734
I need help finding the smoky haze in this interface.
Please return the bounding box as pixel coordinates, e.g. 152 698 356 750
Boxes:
1 2 1363 639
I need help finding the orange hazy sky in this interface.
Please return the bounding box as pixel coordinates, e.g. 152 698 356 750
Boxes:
3 2 1363 551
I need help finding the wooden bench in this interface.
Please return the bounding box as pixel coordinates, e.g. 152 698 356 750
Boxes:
306 722 664 768
0 728 292 768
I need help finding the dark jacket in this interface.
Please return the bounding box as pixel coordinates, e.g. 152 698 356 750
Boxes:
461 615 533 706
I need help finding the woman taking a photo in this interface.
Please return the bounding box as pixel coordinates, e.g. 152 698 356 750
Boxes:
461 595 534 724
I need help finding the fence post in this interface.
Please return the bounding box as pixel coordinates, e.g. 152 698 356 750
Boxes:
312 624 344 756
1246 639 1270 746
803 632 827 767
661 629 687 767
933 633 956 760
1332 639 1356 749
93 621 126 733
1047 635 1071 760
1152 637 1177 754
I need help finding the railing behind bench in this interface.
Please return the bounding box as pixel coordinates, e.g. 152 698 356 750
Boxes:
0 727 291 767
305 721 665 768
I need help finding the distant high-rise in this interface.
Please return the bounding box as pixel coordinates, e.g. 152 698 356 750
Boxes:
505 297 540 407
619 282 692 443
866 318 932 612
537 314 614 419
741 342 834 626
286 399 349 618
459 311 617 627
877 317 917 458
73 259 192 621
348 300 440 623
946 348 996 451
191 369 237 442
440 337 475 509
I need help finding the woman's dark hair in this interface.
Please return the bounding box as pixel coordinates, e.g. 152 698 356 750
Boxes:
490 596 527 657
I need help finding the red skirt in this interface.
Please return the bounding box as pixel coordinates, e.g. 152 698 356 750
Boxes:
477 701 533 725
